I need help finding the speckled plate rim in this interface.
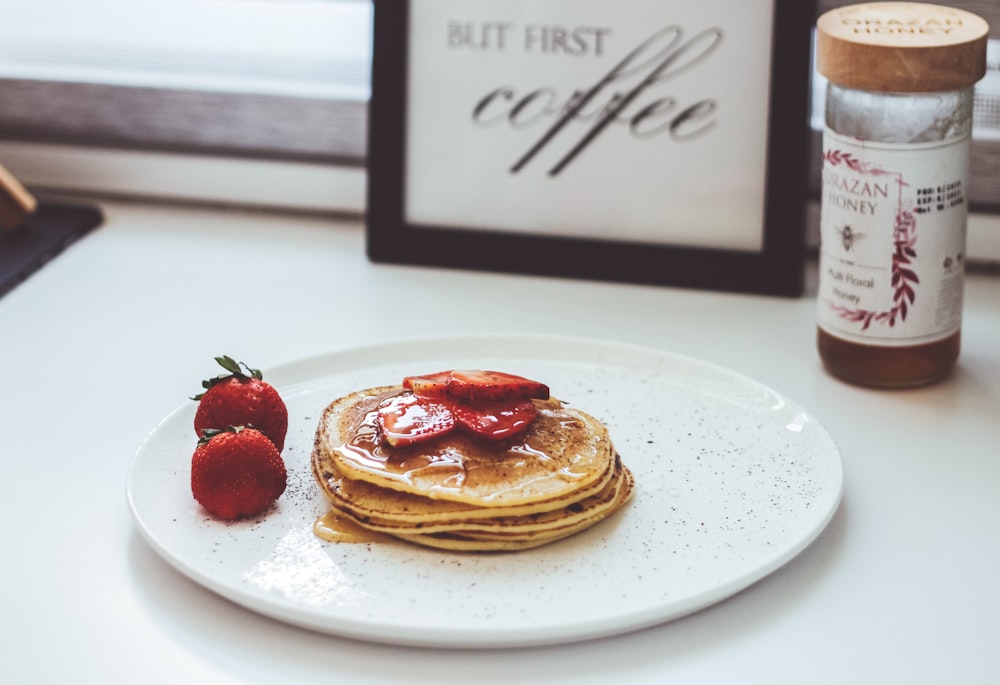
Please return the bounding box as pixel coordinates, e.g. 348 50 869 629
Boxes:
127 334 844 648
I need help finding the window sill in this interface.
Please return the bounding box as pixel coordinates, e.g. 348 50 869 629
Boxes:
4 138 998 267
0 140 365 215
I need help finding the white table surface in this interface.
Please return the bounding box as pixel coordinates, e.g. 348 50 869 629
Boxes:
2 198 998 684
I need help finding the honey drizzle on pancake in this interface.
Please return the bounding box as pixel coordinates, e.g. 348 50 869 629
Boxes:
313 511 391 544
334 400 596 500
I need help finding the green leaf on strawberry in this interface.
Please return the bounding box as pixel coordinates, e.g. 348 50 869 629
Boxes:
193 356 264 400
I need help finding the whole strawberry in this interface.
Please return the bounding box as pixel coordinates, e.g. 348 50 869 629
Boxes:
193 356 288 451
191 426 287 520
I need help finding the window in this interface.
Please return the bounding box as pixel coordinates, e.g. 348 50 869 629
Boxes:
0 0 997 225
0 0 371 211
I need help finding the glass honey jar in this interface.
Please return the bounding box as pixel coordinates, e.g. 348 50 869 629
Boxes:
814 2 989 388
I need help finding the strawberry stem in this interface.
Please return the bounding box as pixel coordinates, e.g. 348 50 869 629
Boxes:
191 356 264 400
197 424 251 444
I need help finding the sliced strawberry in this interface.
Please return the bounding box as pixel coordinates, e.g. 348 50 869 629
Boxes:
376 394 455 447
401 370 453 398
451 398 537 441
450 370 549 402
402 369 549 403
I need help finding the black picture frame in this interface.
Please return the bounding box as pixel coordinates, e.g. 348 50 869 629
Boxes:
367 0 815 296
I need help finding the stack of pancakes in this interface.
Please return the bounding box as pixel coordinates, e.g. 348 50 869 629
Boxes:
311 385 633 551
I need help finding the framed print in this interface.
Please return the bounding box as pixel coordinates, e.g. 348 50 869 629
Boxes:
366 0 816 296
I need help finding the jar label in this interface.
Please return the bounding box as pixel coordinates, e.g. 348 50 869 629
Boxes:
817 129 968 346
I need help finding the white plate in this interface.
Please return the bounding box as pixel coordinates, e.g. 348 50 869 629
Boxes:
127 334 843 648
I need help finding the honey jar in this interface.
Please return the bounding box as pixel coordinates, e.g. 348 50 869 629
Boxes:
815 2 989 388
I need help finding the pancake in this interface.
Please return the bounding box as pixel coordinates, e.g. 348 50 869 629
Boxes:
393 464 634 551
316 450 628 535
311 382 634 551
315 386 615 507
313 436 617 523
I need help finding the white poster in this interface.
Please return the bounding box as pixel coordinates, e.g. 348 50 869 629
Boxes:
403 0 776 251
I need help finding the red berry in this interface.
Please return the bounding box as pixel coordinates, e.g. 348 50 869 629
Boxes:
193 356 288 451
378 371 551 447
376 393 455 447
191 427 287 520
403 369 549 403
401 370 453 398
451 398 537 441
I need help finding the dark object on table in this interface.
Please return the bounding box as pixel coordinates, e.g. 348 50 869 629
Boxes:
0 200 104 298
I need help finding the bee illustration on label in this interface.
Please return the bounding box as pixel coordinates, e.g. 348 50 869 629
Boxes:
835 225 864 252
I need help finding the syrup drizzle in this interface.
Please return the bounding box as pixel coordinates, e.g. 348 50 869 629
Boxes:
312 511 390 544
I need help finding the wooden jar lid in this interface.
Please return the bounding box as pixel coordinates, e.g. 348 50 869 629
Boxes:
816 2 989 92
